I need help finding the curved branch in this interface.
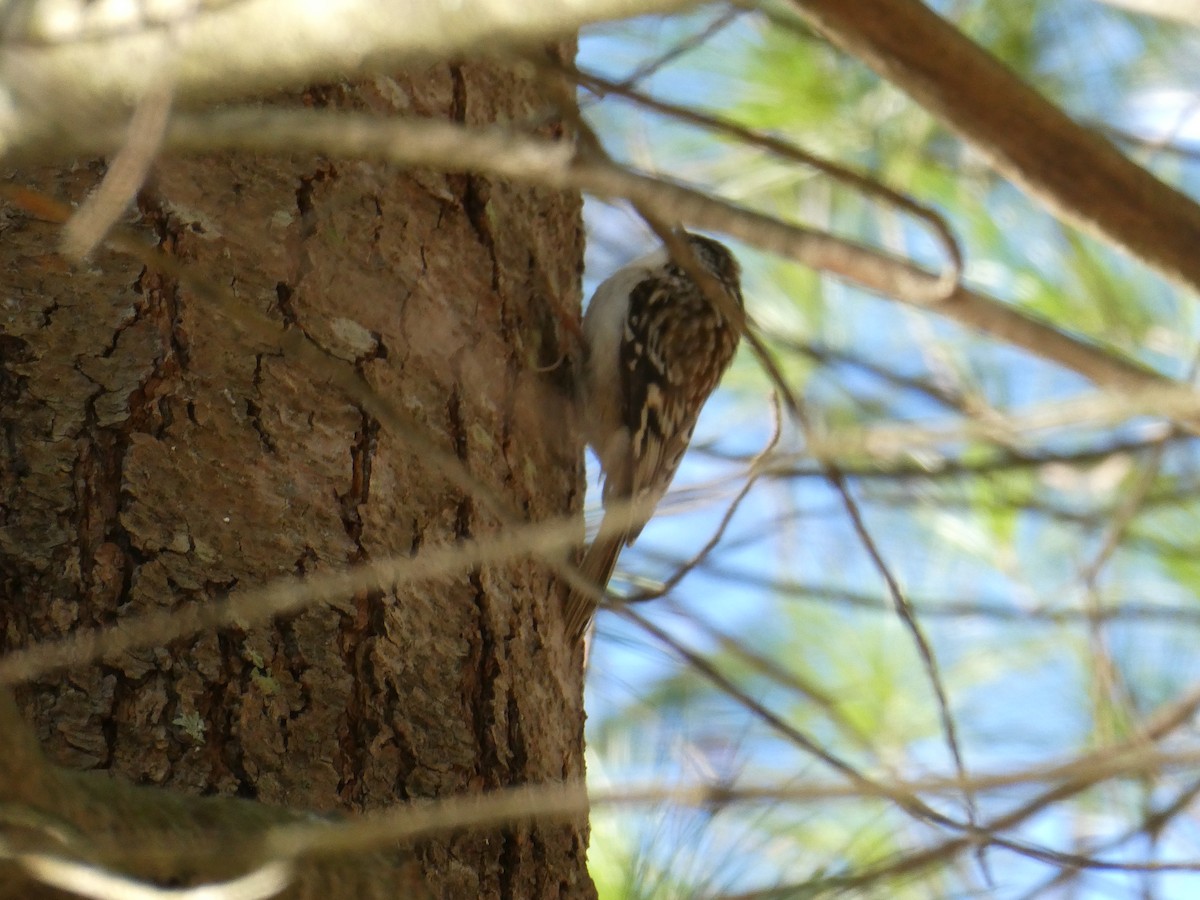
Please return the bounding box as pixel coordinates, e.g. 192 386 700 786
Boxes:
155 107 1165 393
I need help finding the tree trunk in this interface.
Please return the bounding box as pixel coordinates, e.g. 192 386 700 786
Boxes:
0 59 590 898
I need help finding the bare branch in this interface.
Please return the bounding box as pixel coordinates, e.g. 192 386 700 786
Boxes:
152 107 1163 394
788 0 1200 295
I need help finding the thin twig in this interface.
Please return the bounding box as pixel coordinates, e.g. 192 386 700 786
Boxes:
637 393 784 602
826 465 981 849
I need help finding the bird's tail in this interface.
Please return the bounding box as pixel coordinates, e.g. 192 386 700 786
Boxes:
563 527 626 642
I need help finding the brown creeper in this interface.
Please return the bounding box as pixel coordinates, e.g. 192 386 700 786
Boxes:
563 232 744 641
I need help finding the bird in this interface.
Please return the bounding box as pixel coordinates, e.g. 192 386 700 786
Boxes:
563 231 744 641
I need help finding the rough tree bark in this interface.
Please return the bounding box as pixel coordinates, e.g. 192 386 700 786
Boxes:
0 58 590 898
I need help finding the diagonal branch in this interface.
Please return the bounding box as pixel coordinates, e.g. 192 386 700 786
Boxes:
148 106 1163 394
789 0 1200 295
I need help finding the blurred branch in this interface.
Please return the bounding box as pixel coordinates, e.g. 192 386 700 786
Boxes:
796 385 1200 461
1076 434 1174 746
754 431 1184 480
853 677 1200 884
1091 0 1200 23
615 605 971 834
0 682 589 899
149 106 1163 394
719 741 1200 897
688 563 1200 626
669 603 878 751
0 0 697 159
0 514 585 685
727 680 1200 896
600 5 746 93
825 465 979 837
859 484 1200 546
60 84 175 260
1100 123 1200 163
778 336 988 417
1014 776 1200 898
789 0 1200 296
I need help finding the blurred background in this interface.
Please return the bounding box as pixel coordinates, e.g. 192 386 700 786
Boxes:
575 3 1200 897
